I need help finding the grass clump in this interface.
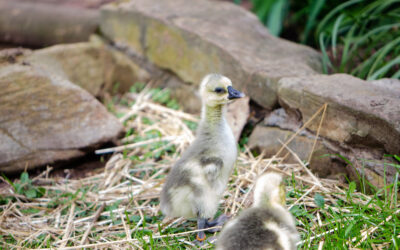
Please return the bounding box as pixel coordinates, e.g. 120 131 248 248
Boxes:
317 0 400 79
238 0 400 79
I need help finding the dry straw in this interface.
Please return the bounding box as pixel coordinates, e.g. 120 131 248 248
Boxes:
0 86 382 249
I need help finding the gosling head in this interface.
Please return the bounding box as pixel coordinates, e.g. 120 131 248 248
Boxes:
199 74 245 107
253 172 286 208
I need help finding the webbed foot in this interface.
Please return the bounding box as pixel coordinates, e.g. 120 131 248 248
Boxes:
194 215 230 245
205 214 230 232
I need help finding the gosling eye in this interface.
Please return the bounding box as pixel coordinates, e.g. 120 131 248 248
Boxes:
214 87 226 94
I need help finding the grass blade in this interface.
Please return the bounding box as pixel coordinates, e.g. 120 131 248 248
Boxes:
331 14 345 58
316 0 363 36
266 0 288 36
319 32 332 74
367 36 400 79
301 0 326 44
368 56 400 80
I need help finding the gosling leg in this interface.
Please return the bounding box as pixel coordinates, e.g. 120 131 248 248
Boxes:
196 218 207 243
205 214 229 232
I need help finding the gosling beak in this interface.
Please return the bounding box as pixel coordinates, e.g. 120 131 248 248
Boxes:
227 86 245 100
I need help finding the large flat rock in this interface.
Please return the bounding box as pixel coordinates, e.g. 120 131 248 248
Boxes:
0 1 99 47
278 74 400 154
100 0 322 109
0 64 123 173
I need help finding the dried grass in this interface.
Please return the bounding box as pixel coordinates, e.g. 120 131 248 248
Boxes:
0 87 389 249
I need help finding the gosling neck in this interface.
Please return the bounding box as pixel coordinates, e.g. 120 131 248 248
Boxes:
200 104 226 129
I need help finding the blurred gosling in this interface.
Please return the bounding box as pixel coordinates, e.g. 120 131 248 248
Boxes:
160 74 245 243
216 172 299 250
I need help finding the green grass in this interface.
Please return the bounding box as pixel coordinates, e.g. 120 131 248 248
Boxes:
316 0 400 79
237 0 400 79
1 163 398 249
290 176 400 249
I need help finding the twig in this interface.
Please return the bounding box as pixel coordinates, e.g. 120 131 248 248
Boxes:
80 203 106 245
307 103 328 163
60 203 76 248
275 103 328 158
95 136 178 154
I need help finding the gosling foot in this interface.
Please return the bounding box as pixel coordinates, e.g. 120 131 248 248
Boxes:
205 214 230 233
194 215 229 245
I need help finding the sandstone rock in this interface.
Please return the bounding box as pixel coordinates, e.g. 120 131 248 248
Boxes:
369 78 400 87
226 97 250 141
0 48 31 67
23 38 151 97
0 64 123 173
263 108 302 133
278 74 400 155
248 126 344 178
106 44 151 93
0 1 99 47
26 42 108 96
13 0 116 9
100 0 322 109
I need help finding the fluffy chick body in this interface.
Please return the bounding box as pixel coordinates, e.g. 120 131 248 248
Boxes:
216 173 299 250
160 74 240 219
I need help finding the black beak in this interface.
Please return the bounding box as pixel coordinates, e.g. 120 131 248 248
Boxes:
227 86 245 100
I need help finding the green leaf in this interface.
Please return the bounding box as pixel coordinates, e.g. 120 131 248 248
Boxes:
2 173 15 190
349 181 356 194
25 189 37 199
20 172 30 184
37 187 46 197
314 193 325 208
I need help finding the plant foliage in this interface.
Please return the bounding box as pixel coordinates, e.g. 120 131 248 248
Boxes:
239 0 400 79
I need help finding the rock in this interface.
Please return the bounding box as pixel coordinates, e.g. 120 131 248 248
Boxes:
0 48 31 67
100 0 322 109
13 0 116 9
226 97 250 141
0 1 99 47
369 78 400 87
362 158 398 188
24 38 151 97
26 42 108 96
106 44 151 94
248 126 345 178
0 64 123 173
263 108 302 133
278 74 400 155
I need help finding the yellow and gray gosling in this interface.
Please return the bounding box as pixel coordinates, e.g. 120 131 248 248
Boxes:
216 173 299 250
160 74 245 243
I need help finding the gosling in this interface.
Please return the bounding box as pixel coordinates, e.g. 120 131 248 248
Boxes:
160 74 244 242
216 173 299 250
